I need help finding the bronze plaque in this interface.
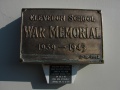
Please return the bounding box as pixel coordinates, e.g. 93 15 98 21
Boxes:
20 9 103 64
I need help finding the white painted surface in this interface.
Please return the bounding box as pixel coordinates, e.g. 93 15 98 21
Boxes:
0 0 120 90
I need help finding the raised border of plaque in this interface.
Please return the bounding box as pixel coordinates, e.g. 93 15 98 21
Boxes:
20 8 104 64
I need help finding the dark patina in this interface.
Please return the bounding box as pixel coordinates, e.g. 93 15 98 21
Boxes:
20 9 103 64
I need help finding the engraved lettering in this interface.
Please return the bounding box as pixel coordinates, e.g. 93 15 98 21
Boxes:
39 28 45 38
24 26 45 38
38 44 56 50
29 15 66 21
32 27 38 37
68 15 95 22
79 27 88 39
24 26 33 37
24 26 28 37
79 54 100 59
49 26 100 39
72 28 79 38
49 26 59 38
59 27 65 38
30 15 34 21
60 15 65 21
95 27 101 38
89 27 96 39
65 27 72 38
69 43 86 52
68 15 73 21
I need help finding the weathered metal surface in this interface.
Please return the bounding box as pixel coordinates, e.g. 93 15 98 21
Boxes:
20 8 103 64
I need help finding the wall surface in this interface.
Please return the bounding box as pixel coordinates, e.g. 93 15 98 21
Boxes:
0 0 120 90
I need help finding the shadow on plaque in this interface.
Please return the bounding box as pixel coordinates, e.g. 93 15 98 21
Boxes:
0 18 88 89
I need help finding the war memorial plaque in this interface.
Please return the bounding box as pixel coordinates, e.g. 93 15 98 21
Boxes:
20 9 103 64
